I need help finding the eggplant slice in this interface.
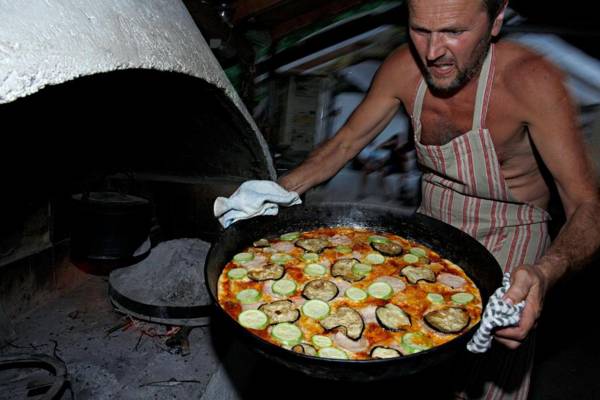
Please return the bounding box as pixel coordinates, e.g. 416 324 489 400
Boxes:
292 343 318 356
302 279 339 302
331 259 363 282
247 264 285 281
320 307 365 340
424 307 470 333
258 300 300 324
370 241 404 256
401 266 436 284
370 346 402 359
376 303 411 331
296 238 330 253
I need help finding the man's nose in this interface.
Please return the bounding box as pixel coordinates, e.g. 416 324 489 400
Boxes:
426 33 445 62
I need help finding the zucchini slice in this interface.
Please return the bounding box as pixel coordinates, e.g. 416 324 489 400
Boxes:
238 309 268 330
302 299 330 320
402 254 420 264
227 268 247 280
280 232 301 241
352 263 372 277
424 307 470 333
270 253 293 265
272 279 297 296
409 247 427 257
302 252 320 262
233 252 254 263
368 235 389 244
370 346 402 359
296 238 330 253
304 263 327 277
317 347 348 359
236 288 261 304
335 245 353 254
364 253 386 265
247 263 285 281
427 293 445 304
451 292 474 304
271 323 302 346
402 332 433 354
401 266 436 284
332 259 363 282
367 282 393 299
302 279 339 301
292 343 318 356
345 287 367 302
320 307 365 340
370 241 404 256
258 300 300 324
376 303 411 331
311 335 333 348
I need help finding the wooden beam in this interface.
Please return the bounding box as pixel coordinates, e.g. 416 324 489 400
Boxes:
232 0 288 24
270 0 368 40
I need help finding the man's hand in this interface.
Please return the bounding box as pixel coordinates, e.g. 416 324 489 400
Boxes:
493 265 549 349
213 180 302 229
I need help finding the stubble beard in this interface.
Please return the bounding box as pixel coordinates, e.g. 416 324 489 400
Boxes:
425 34 492 96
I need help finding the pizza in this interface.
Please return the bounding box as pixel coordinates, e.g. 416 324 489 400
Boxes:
217 227 482 360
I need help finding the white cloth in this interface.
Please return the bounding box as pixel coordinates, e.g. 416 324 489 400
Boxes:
467 273 525 353
213 180 302 228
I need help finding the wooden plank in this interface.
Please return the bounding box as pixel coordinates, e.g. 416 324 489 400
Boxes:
232 0 288 24
271 0 368 40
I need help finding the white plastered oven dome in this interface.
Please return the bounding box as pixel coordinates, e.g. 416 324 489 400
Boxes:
0 0 275 178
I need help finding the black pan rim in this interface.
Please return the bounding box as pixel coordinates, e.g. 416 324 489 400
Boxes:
205 203 501 368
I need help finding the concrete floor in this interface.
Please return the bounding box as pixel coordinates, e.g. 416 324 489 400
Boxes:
0 277 222 400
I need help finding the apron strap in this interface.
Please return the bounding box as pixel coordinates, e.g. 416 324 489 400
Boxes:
472 44 496 131
412 78 428 122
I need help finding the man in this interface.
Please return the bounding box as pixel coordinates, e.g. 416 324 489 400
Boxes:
272 0 600 398
215 0 599 397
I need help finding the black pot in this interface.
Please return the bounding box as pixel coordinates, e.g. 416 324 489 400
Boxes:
204 202 502 381
70 192 152 260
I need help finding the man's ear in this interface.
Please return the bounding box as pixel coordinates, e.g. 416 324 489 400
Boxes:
491 0 509 37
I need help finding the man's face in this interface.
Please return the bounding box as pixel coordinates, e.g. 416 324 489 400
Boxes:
408 0 495 94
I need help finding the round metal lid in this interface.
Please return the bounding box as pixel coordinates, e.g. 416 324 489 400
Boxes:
108 238 213 326
72 192 150 205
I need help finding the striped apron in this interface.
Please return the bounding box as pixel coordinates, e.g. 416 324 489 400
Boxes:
411 45 551 399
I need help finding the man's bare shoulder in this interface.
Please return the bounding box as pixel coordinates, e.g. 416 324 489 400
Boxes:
495 40 569 112
381 44 418 73
373 44 422 104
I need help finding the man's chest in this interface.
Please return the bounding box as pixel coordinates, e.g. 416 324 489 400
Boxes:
417 98 528 164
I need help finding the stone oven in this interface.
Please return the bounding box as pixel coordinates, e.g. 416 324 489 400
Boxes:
0 2 276 397
0 0 274 286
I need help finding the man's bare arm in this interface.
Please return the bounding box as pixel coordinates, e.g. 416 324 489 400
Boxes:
278 50 409 194
517 59 600 286
497 56 600 348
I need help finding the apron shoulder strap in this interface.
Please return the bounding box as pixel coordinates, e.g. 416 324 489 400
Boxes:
472 44 496 131
412 79 428 121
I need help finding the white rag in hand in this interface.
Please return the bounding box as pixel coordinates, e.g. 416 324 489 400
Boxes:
467 273 525 353
213 180 302 228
